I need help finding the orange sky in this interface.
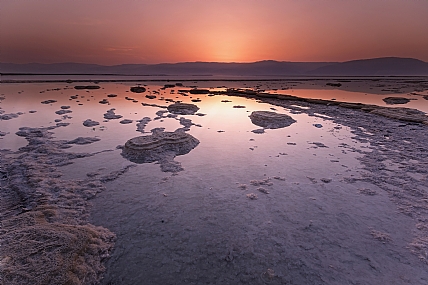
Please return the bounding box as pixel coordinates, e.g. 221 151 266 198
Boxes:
1 0 428 64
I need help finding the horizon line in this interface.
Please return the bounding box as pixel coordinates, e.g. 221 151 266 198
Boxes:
1 56 426 66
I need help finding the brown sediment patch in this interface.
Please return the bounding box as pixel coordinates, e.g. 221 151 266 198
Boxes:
0 126 116 285
121 130 199 172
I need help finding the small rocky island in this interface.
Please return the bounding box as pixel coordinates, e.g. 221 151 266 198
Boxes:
249 111 296 129
121 130 199 172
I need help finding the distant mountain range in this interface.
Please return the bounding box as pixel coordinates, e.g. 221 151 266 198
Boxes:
1 57 428 76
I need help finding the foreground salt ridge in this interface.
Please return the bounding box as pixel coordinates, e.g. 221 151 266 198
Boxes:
0 124 135 284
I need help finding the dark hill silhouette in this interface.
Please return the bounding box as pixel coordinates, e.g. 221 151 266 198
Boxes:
1 57 427 76
308 57 428 76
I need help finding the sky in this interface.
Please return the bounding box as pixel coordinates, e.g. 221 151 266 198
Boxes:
1 0 428 65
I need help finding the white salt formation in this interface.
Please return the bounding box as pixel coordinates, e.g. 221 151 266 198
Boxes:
249 111 296 129
167 102 200 115
121 130 199 172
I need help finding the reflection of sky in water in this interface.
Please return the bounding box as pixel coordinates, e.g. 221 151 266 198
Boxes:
0 82 370 182
271 88 428 113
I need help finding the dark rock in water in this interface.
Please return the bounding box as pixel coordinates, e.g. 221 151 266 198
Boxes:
83 119 100 127
383 97 411 105
0 113 20 120
55 109 72 115
164 84 176 88
0 131 7 136
189 89 210 94
313 123 323 128
67 137 101 145
233 105 246 108
60 106 71 109
249 111 296 129
56 122 70 127
136 117 151 133
121 131 199 172
120 119 133 124
29 110 37 113
99 99 109 104
145 95 157 99
423 96 428 100
251 128 265 134
74 85 100 90
130 86 146 93
74 85 101 90
167 103 199 115
175 83 183 86
191 99 201 102
41 99 57 104
104 108 122 120
326 83 342 87
107 94 118 97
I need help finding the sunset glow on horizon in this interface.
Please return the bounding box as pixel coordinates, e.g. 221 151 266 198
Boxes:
1 0 428 65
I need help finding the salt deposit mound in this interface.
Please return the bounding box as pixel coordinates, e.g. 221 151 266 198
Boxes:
121 130 199 172
167 103 199 115
249 111 296 129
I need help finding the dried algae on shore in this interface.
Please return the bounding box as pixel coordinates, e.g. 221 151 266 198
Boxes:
0 126 117 285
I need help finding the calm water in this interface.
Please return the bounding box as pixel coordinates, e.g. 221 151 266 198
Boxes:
1 80 428 284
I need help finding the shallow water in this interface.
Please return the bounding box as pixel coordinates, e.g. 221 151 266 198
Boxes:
1 80 428 284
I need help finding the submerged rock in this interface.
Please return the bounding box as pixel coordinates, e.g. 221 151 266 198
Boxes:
167 103 199 115
121 131 199 172
249 111 296 129
383 97 411 105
